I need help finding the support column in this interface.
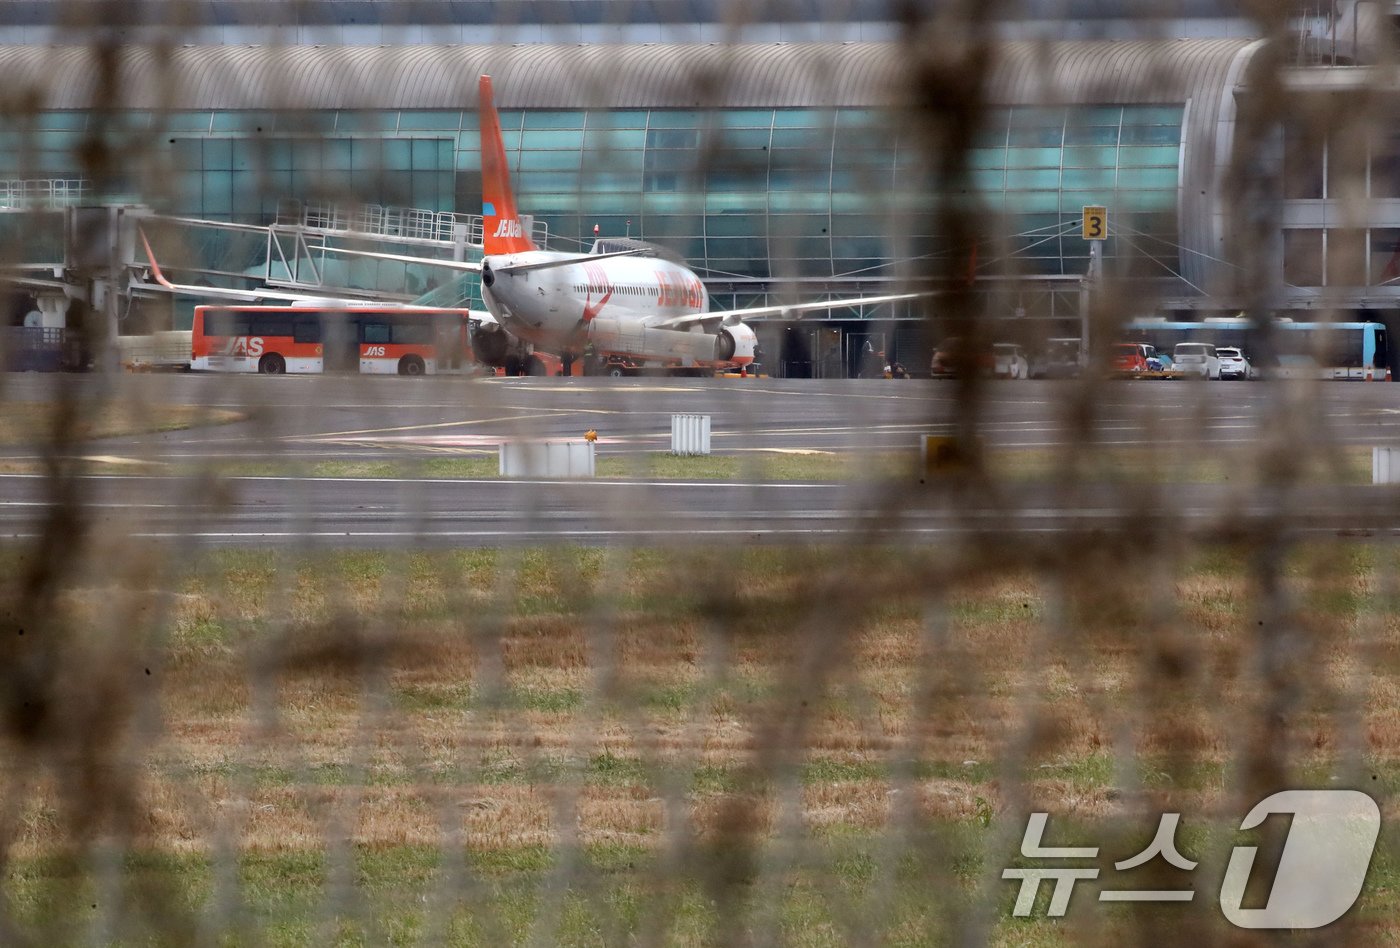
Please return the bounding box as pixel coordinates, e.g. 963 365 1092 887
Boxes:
1079 240 1101 368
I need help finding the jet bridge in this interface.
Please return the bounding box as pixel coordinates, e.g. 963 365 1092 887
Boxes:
129 200 533 303
0 195 551 316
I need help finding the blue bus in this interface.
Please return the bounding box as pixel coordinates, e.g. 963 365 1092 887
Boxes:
1123 318 1390 380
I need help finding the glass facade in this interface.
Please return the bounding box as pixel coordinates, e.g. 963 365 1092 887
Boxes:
1284 227 1400 288
1282 123 1400 287
0 103 1184 281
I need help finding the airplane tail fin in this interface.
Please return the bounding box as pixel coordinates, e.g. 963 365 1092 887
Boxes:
479 75 537 256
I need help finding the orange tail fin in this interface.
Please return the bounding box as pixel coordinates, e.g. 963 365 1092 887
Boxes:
479 75 537 256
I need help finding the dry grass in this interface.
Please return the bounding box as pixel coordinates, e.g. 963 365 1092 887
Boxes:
0 402 244 446
9 545 1399 844
137 443 1380 486
5 542 1400 944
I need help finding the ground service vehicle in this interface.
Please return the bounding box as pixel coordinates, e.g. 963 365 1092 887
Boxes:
192 305 475 375
930 338 996 378
1144 345 1173 373
993 343 1029 379
1120 342 1171 375
1030 338 1082 378
1124 318 1390 380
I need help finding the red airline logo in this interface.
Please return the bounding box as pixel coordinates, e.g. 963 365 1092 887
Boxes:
657 271 703 308
219 336 265 357
581 262 613 321
573 264 702 320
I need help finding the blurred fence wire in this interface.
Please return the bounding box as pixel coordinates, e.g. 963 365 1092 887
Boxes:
0 2 1399 946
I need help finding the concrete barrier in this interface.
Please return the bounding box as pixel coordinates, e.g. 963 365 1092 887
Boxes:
671 414 711 456
118 330 192 368
1374 447 1400 484
499 440 596 478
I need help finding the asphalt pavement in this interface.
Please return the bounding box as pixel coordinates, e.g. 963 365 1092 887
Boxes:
1 372 1398 547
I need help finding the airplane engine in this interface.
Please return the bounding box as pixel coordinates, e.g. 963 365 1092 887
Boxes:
585 317 756 367
715 321 758 365
470 318 528 368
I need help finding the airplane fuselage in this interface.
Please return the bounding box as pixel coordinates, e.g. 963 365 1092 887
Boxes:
482 251 734 363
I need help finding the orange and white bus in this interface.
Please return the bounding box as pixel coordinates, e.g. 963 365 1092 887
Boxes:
191 305 476 375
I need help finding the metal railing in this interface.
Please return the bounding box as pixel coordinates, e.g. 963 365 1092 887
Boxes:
0 178 90 209
277 199 549 248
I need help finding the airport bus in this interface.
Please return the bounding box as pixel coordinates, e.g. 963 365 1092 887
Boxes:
1123 317 1390 380
191 305 477 375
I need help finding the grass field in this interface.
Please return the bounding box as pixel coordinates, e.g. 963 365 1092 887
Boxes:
112 442 1377 485
0 401 244 446
3 542 1398 944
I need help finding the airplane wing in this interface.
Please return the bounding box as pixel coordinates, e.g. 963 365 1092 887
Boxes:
490 249 648 275
130 277 399 306
649 291 932 328
130 276 396 305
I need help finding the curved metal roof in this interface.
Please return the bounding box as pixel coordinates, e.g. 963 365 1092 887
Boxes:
0 1 1266 29
0 39 1254 111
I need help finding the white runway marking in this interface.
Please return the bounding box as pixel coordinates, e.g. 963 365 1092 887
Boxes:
80 455 169 466
291 411 597 442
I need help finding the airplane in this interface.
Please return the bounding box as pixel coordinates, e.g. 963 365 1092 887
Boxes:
472 74 928 377
132 75 927 377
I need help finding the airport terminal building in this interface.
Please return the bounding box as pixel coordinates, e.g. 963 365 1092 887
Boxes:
0 2 1391 372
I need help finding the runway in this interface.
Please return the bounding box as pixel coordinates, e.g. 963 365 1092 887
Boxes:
7 372 1400 459
2 372 1399 547
0 472 1393 548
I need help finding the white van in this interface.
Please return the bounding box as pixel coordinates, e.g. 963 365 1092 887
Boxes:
1172 342 1220 379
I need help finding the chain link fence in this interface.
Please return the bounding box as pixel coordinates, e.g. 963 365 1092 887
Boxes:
0 3 1397 945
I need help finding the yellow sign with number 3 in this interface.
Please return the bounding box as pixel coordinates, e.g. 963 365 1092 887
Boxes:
1082 206 1107 241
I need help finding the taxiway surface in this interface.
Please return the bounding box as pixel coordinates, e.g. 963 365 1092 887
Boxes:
0 373 1396 547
